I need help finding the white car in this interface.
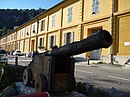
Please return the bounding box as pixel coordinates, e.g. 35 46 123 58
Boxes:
13 51 23 56
0 50 8 64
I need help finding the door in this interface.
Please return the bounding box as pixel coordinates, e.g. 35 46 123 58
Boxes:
31 40 35 51
87 27 102 60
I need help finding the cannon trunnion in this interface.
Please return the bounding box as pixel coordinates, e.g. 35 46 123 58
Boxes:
23 30 113 93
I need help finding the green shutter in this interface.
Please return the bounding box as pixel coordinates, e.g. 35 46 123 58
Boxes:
48 36 51 49
64 33 66 45
70 32 74 43
53 35 56 46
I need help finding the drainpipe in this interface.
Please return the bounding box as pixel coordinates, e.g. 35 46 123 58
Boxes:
36 17 39 51
110 0 114 65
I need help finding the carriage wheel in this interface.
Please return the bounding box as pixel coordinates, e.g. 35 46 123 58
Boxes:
23 68 32 86
35 74 47 92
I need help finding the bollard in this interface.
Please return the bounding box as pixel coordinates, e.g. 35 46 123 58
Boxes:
87 56 90 65
15 55 18 66
88 58 90 65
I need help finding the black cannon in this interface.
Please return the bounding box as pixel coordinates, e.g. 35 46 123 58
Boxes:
50 30 112 57
23 30 113 93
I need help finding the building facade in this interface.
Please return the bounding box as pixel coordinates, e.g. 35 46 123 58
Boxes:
0 0 130 65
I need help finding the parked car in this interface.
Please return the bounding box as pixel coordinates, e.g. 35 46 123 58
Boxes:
13 51 23 56
9 50 15 55
28 51 39 58
0 50 8 64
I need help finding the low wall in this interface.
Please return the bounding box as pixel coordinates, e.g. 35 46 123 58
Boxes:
74 53 130 66
101 55 130 66
113 55 130 66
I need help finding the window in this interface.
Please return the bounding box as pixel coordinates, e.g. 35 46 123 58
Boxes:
41 20 45 31
39 38 42 46
14 34 16 39
68 7 73 23
91 28 102 34
49 35 56 48
39 38 44 47
22 30 24 37
64 32 74 45
9 36 10 41
11 35 13 40
26 28 29 35
17 31 20 38
33 24 35 33
66 33 71 44
16 43 18 49
92 0 99 14
5 38 6 42
52 15 56 28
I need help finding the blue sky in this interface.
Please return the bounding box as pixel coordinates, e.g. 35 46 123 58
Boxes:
0 0 62 9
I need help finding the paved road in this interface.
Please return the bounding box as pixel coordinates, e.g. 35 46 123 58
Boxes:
8 55 32 66
75 62 130 97
7 55 130 96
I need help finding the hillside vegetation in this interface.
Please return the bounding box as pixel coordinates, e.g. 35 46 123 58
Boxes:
0 9 46 36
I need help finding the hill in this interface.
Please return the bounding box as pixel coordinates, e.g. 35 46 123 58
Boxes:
0 9 46 36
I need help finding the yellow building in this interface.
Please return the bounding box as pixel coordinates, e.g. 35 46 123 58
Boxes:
0 0 130 65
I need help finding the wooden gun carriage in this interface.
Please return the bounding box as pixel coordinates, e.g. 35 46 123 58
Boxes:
23 30 113 93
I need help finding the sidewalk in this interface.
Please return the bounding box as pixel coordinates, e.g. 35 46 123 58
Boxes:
75 60 130 69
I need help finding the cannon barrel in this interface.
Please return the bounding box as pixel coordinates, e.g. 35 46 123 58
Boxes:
50 30 113 58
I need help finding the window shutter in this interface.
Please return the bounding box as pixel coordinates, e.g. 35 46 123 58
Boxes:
92 0 99 14
70 32 74 43
96 0 99 5
41 20 45 31
52 15 56 28
43 20 45 31
92 0 95 12
39 38 40 46
53 35 56 46
42 38 44 46
48 36 51 49
41 21 43 31
68 7 73 23
64 33 66 45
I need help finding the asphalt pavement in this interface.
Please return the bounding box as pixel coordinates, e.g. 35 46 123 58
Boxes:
75 62 130 97
7 55 130 97
8 55 32 66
